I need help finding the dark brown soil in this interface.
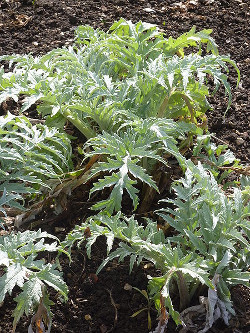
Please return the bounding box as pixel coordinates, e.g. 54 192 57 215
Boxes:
0 0 249 332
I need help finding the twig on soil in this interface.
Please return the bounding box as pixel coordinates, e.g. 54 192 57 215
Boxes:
211 134 235 151
194 157 250 176
105 288 118 332
76 251 86 282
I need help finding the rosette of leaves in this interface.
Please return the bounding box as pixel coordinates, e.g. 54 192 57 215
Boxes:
157 161 250 327
0 229 68 331
84 118 197 213
0 21 240 215
62 161 249 330
0 112 73 216
62 212 212 326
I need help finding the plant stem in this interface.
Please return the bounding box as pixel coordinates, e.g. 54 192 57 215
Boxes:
158 95 170 118
176 271 190 311
157 88 175 118
179 93 195 123
62 108 96 139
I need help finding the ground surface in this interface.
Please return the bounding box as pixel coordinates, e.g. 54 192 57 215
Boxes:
0 0 249 332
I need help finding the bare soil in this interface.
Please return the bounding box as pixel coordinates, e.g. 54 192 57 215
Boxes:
0 0 249 332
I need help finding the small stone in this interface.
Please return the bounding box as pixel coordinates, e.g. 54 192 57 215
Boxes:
236 138 244 146
85 314 92 321
144 263 154 269
241 132 248 140
124 283 132 291
33 41 38 46
143 8 155 13
54 227 65 232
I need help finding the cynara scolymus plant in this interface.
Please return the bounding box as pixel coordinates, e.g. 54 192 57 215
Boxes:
0 19 239 138
84 118 196 213
0 18 246 332
62 161 249 331
0 112 73 216
0 229 68 331
0 19 240 213
62 211 212 326
157 161 250 327
158 161 250 275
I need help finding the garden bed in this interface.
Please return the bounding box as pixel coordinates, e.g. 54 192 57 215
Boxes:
0 1 249 332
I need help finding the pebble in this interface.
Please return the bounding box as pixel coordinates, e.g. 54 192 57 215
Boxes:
241 132 248 140
236 137 244 146
124 283 132 291
84 314 92 321
55 227 65 232
189 0 198 5
143 8 155 13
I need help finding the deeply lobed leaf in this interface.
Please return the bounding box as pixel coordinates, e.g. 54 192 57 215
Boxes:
0 229 67 330
0 113 73 213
